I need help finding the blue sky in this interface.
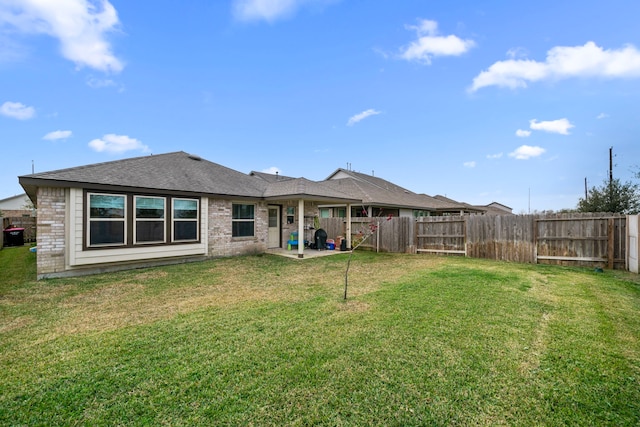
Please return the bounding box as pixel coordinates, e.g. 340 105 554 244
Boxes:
2 0 640 213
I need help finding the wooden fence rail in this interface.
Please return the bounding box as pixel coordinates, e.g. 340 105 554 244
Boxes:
320 212 628 270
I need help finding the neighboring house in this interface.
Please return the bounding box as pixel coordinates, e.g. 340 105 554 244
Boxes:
477 202 513 215
1 194 36 242
318 168 485 218
19 152 359 279
0 193 34 219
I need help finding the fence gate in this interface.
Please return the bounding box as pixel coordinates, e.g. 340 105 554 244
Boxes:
629 215 639 273
415 217 466 255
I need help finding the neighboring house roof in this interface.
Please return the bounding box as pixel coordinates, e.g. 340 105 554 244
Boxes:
326 168 413 193
324 168 477 213
475 202 513 215
433 195 485 214
249 171 296 183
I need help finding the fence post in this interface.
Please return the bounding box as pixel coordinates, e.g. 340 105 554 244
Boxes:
463 216 468 257
533 216 538 265
608 217 615 269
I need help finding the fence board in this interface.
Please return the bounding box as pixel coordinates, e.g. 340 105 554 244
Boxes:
321 213 629 270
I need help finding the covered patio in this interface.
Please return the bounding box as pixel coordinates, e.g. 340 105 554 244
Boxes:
264 177 360 259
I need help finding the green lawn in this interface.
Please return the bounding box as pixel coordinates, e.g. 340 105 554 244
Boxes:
1 246 639 426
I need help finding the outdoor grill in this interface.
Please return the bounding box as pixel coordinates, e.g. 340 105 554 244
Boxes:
314 228 327 250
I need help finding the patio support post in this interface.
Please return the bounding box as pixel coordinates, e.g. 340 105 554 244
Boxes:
298 199 305 258
346 203 352 250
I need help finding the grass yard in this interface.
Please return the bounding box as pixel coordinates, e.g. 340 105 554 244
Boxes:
1 246 639 426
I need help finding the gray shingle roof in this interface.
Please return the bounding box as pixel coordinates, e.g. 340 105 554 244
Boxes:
19 152 267 199
19 152 499 213
249 171 296 183
324 169 475 212
263 178 358 202
19 152 359 204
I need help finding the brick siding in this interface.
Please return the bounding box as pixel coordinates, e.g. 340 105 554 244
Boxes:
36 187 66 275
207 199 268 257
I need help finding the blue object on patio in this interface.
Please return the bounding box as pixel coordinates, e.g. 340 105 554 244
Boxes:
287 232 299 250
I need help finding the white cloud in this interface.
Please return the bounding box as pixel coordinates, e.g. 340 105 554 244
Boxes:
0 101 35 119
261 166 282 174
400 19 475 64
596 112 609 119
0 0 123 73
509 145 545 160
506 47 528 59
529 118 574 135
487 153 503 159
88 134 149 154
470 41 640 91
232 0 335 22
463 161 476 168
347 109 381 126
43 130 72 140
233 0 297 22
86 76 117 88
515 129 531 137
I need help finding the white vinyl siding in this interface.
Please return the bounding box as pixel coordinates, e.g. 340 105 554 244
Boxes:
69 189 207 267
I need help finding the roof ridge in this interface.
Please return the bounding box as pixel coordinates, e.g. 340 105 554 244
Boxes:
25 151 186 177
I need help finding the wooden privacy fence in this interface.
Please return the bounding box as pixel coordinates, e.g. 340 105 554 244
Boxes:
320 213 629 270
319 217 414 253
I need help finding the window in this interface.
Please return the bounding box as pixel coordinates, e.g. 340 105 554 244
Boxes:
232 203 255 237
352 206 369 217
337 207 346 218
286 206 295 224
85 192 200 248
173 198 199 241
319 208 331 218
135 196 165 244
88 193 126 246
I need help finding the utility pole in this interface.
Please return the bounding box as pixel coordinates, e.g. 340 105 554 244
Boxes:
608 147 614 213
584 177 588 201
609 146 613 185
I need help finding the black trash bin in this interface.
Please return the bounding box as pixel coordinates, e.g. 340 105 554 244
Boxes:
314 228 327 250
4 227 25 247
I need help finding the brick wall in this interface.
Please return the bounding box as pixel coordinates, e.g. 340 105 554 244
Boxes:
280 201 321 245
36 187 66 275
207 199 268 257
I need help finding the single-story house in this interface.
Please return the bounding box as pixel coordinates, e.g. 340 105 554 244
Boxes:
19 152 360 279
19 152 509 279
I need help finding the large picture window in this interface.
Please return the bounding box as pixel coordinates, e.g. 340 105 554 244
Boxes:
85 192 200 248
173 198 199 241
88 193 126 246
135 196 165 244
232 203 255 237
